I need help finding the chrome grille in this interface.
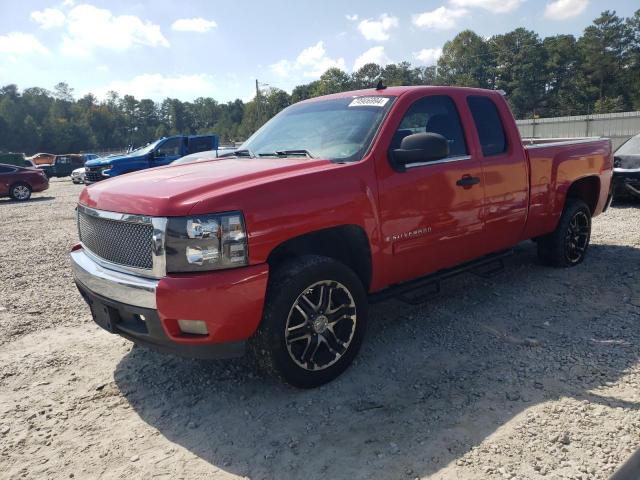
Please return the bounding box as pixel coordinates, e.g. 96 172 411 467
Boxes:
78 210 154 270
85 167 105 183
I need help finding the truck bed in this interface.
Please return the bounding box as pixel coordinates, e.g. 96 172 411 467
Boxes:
521 137 613 240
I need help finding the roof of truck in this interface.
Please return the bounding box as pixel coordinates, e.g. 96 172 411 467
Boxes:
301 85 504 104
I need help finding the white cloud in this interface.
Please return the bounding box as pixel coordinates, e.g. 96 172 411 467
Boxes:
97 65 109 72
345 14 359 21
30 8 66 28
353 46 392 71
0 32 49 56
449 0 523 13
412 6 468 30
413 48 443 65
171 17 217 33
357 14 398 41
62 0 75 7
270 41 346 78
37 4 169 56
544 0 589 20
88 73 217 101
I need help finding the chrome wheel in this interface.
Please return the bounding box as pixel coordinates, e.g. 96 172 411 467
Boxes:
285 280 357 371
564 211 590 263
12 185 30 200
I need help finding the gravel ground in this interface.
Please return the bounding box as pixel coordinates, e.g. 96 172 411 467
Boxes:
1 179 639 480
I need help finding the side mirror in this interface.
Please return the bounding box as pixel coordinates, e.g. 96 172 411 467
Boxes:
389 132 449 172
153 150 165 159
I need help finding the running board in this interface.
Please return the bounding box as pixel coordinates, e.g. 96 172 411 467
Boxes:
369 250 513 305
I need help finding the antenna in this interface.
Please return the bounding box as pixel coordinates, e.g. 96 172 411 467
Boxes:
375 80 387 90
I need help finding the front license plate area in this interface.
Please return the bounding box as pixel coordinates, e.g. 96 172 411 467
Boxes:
91 303 117 333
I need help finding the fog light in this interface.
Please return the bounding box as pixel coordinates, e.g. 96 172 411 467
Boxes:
177 319 209 335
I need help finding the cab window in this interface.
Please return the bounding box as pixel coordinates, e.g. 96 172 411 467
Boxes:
156 138 181 157
392 95 468 157
467 96 508 156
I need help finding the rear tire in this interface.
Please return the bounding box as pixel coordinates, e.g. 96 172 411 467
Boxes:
10 183 32 201
537 198 591 267
251 255 367 388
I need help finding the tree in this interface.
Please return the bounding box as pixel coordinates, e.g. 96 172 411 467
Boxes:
437 30 494 88
543 35 590 116
352 63 383 89
579 10 630 111
490 28 547 118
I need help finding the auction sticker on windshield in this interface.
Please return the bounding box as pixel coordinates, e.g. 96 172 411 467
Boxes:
348 97 390 107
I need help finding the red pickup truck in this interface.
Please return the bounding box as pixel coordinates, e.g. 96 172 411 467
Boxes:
71 86 613 387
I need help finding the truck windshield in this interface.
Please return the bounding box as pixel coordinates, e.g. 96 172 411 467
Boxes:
129 139 163 156
241 96 395 162
616 134 640 156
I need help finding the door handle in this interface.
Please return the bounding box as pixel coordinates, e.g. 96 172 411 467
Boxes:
456 175 481 188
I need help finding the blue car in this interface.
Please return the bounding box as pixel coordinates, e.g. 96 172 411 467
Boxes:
84 135 218 184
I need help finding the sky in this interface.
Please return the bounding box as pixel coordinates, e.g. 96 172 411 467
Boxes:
0 0 637 103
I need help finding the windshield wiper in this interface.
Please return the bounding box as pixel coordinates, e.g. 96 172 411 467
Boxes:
218 149 254 158
257 149 315 158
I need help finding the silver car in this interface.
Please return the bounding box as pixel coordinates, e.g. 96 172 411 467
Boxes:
71 167 86 184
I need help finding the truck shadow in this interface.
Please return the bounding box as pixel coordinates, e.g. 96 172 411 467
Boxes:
114 240 640 479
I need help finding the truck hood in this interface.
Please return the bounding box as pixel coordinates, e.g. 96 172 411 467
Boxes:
85 153 142 167
79 157 337 216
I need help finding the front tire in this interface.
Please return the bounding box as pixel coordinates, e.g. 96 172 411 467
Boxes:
251 255 367 388
10 183 32 201
537 198 591 267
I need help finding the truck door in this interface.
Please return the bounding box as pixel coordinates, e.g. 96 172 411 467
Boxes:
376 94 486 285
466 95 528 252
152 137 182 166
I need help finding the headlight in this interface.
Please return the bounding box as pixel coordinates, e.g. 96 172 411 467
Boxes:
101 165 112 177
165 211 248 272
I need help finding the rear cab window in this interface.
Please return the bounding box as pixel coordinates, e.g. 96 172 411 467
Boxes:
467 96 508 156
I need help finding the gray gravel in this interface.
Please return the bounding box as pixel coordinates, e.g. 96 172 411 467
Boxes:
1 180 639 479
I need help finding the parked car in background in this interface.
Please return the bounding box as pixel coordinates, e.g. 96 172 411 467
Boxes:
84 135 218 183
71 86 613 387
71 167 86 184
0 163 49 200
613 133 640 200
26 153 55 166
39 154 86 178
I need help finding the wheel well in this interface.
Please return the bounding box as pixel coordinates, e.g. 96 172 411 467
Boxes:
566 176 600 214
267 225 372 291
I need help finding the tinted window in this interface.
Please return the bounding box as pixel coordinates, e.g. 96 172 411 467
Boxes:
157 138 182 157
467 96 508 156
188 137 213 154
394 95 468 157
0 166 16 173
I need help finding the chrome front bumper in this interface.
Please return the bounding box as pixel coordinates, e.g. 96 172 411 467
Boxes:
71 248 158 309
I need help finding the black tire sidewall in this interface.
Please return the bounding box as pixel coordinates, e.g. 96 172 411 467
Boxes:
258 256 368 388
538 199 591 267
